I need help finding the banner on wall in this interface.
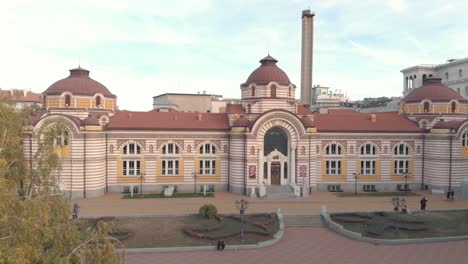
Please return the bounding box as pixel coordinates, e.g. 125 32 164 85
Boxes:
300 165 307 177
248 165 257 179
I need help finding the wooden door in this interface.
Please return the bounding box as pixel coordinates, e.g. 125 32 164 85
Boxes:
271 163 281 185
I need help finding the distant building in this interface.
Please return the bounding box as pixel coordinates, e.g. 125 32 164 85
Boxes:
311 85 348 107
152 92 238 113
0 89 42 109
355 97 401 113
401 57 468 98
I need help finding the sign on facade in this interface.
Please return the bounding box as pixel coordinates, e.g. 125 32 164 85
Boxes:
248 165 257 179
300 165 307 177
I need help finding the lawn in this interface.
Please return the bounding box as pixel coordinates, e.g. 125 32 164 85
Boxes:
78 214 279 248
331 210 468 239
122 193 215 199
335 191 419 197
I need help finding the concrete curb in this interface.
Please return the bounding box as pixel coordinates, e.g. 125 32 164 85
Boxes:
115 209 284 254
320 206 468 245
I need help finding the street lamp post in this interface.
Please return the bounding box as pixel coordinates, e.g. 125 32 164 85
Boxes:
192 171 197 194
235 198 249 243
353 173 359 195
404 173 409 195
139 172 145 197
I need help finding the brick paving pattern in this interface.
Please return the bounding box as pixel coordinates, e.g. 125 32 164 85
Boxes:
125 227 468 264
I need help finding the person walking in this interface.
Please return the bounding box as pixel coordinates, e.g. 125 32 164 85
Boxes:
446 190 450 200
420 196 428 210
450 190 455 201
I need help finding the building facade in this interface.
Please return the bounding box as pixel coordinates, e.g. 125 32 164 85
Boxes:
401 57 468 98
23 57 468 199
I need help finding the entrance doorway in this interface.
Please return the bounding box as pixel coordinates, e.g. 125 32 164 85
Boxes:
271 163 281 185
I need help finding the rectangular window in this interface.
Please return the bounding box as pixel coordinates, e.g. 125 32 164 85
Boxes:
199 159 216 175
326 160 341 175
327 185 341 192
361 160 376 175
363 185 376 191
162 159 179 176
394 160 409 175
123 160 141 176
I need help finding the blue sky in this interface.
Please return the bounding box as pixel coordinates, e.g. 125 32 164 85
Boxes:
1 0 467 110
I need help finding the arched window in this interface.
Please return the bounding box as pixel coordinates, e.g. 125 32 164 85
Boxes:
360 143 377 175
325 143 342 175
459 69 463 77
445 72 449 79
270 85 276 98
264 127 287 156
462 132 468 147
422 74 427 80
54 130 69 147
393 143 410 175
162 143 179 154
429 74 433 77
247 104 251 113
326 144 342 155
199 143 216 175
162 143 179 176
251 86 255 96
288 87 292 97
423 102 430 112
96 96 101 108
123 142 141 155
451 101 457 113
360 143 376 155
122 142 142 176
65 95 71 107
43 95 47 106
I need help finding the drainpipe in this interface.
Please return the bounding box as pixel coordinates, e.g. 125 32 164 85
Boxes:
83 133 86 198
309 134 311 194
244 133 248 195
449 130 453 191
421 134 425 190
227 134 231 192
105 133 108 193
70 134 73 200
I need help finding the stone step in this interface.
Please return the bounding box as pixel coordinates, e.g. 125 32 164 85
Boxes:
283 215 324 227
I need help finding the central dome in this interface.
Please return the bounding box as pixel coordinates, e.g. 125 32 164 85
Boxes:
44 67 116 98
243 55 291 86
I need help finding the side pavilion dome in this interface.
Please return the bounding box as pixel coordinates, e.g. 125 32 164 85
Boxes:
44 67 116 98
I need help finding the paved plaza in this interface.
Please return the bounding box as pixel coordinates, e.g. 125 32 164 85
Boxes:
74 191 468 217
126 227 468 264
72 192 468 263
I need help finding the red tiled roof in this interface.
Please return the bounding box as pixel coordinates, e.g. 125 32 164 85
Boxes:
226 103 244 114
299 117 314 127
107 111 230 131
314 111 421 133
0 90 41 103
403 77 467 103
83 114 100 126
232 116 251 127
432 120 466 130
44 67 116 98
243 55 291 86
296 104 313 114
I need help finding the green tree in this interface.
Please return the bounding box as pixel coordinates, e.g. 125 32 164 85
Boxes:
0 102 123 263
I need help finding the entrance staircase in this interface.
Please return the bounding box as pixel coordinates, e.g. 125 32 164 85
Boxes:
265 185 297 199
283 214 324 227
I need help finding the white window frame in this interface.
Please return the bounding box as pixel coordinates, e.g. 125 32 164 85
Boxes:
394 144 409 156
462 132 468 147
123 160 141 176
361 160 376 175
123 143 141 155
200 143 216 154
163 143 179 155
326 144 341 155
326 160 341 175
162 159 179 176
363 185 376 191
394 160 409 175
360 143 376 156
199 159 216 175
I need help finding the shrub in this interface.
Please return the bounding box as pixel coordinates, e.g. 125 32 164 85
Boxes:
199 204 218 219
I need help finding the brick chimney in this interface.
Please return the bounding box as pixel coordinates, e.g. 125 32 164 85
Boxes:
300 9 315 106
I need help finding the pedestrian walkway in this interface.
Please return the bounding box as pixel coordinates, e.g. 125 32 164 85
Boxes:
72 191 468 217
125 227 468 264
